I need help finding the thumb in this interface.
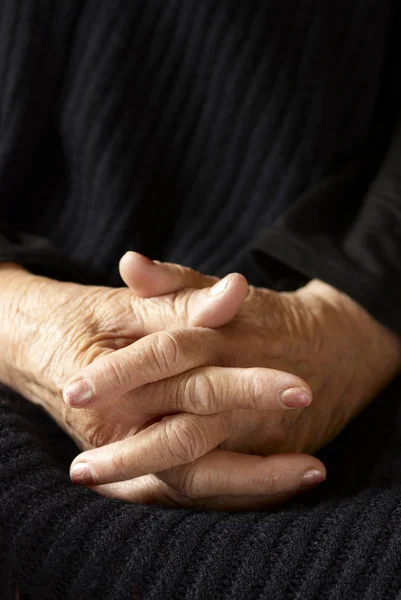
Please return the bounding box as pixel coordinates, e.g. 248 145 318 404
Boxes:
184 272 248 328
119 251 216 296
120 251 249 329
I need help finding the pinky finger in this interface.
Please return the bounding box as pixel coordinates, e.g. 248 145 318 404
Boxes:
91 450 326 511
158 450 326 499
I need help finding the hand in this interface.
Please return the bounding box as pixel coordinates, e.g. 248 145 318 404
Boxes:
0 261 318 509
0 259 248 450
67 254 401 508
67 253 400 508
118 256 401 456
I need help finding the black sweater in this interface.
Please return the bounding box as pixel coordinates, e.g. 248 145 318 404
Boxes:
2 1 401 598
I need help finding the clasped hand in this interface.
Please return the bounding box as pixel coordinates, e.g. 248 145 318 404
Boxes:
13 251 397 510
59 251 380 510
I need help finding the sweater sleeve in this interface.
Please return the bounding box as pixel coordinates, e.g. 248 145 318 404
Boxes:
0 0 82 280
253 108 401 334
0 221 82 280
252 112 401 336
2 388 401 600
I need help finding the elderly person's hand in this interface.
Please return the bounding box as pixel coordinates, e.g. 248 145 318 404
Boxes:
65 253 401 509
0 259 248 445
0 260 318 510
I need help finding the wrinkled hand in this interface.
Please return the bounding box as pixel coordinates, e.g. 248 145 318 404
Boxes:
66 253 401 509
3 260 320 510
4 260 247 450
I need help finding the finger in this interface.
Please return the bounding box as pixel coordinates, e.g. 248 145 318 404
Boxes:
119 252 217 297
119 271 248 336
186 272 248 328
120 253 249 330
88 265 246 344
136 366 312 414
159 450 326 498
70 413 232 486
93 474 296 510
63 327 223 407
92 451 326 510
64 320 312 411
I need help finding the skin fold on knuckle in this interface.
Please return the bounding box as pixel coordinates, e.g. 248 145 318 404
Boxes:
185 371 217 414
257 468 288 494
152 331 181 373
100 356 128 393
173 290 191 324
106 449 129 482
175 464 201 499
162 417 206 465
242 368 268 410
77 416 110 450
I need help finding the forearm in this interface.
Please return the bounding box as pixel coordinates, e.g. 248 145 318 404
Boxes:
0 262 42 391
0 262 82 437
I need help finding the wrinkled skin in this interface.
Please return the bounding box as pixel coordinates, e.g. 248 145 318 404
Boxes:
2 258 400 510
4 268 246 450
67 257 401 508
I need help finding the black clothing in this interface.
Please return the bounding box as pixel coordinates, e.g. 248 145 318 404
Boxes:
1 1 401 598
2 0 401 333
3 383 401 599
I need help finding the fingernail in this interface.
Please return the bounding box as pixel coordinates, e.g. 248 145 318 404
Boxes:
280 387 312 409
63 380 93 406
136 252 154 264
209 276 230 296
300 469 326 489
70 462 96 486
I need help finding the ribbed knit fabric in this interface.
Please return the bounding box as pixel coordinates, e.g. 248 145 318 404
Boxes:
1 1 401 598
1 0 399 286
2 381 401 600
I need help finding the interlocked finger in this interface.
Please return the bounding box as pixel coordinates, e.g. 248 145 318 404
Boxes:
70 412 234 486
135 366 312 415
91 450 326 510
63 327 224 408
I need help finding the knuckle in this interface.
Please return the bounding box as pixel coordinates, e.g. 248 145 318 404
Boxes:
261 469 285 493
108 450 128 481
245 369 265 409
162 417 205 464
177 465 200 499
77 415 112 450
85 425 107 449
174 291 191 324
104 358 126 391
152 331 181 373
177 374 196 412
191 373 217 413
